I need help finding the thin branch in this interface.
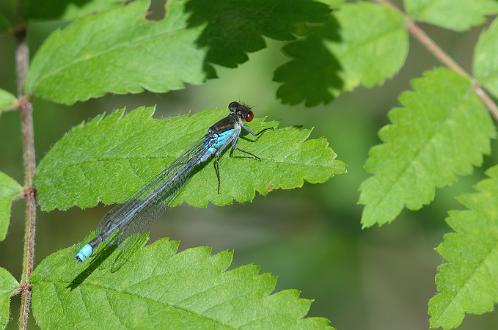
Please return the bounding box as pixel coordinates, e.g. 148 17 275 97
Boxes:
15 27 37 330
375 0 498 121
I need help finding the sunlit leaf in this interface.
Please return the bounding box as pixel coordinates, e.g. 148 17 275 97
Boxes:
35 106 346 211
429 165 498 329
359 68 495 227
31 237 334 329
329 2 408 91
404 0 498 31
25 0 207 105
0 267 18 330
0 171 22 241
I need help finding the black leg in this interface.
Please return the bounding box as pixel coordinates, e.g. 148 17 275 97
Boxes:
253 127 274 137
243 126 274 138
230 147 261 160
214 157 221 194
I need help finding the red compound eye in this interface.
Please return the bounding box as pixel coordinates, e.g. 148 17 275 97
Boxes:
245 111 254 122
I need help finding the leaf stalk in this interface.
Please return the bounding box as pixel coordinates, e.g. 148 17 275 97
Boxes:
375 0 498 121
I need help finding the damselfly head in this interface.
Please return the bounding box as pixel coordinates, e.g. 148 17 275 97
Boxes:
228 101 254 122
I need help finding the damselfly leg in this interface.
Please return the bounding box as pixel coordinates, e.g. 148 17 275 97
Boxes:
244 126 274 137
214 156 221 194
229 126 273 160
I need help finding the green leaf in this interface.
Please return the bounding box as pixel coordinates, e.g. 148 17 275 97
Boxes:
25 0 207 105
0 89 17 113
329 2 408 91
0 171 22 241
0 267 18 330
35 106 345 211
428 165 498 329
31 237 334 329
359 68 495 228
404 0 498 31
474 17 498 99
273 16 342 106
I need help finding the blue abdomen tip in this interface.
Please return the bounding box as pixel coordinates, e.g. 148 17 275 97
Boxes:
75 244 93 262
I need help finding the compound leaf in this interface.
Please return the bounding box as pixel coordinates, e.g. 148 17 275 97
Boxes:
404 0 498 31
359 68 495 228
0 267 18 330
31 237 334 329
0 171 22 241
35 106 345 211
429 165 498 329
474 17 498 99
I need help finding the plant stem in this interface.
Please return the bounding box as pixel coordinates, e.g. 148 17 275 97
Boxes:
375 0 498 121
15 28 37 330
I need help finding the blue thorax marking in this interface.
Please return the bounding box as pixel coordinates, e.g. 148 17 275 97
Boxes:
212 129 234 149
200 129 235 163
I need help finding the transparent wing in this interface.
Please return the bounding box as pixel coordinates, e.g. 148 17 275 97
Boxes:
96 137 209 244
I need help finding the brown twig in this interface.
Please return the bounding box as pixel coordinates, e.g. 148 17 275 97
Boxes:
15 28 37 330
375 0 498 121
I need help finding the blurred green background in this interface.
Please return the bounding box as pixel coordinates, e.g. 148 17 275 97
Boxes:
1 14 498 330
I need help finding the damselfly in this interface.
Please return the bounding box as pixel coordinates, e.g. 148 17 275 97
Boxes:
75 102 272 262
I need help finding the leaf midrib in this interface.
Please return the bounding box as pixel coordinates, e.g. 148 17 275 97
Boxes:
432 241 498 326
41 152 334 170
370 89 474 214
43 280 237 329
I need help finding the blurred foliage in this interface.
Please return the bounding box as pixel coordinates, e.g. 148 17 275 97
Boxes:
1 1 498 329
